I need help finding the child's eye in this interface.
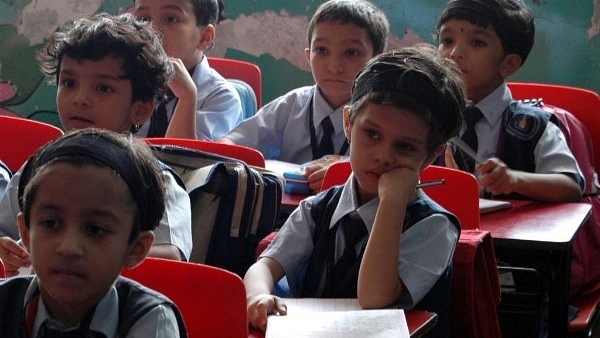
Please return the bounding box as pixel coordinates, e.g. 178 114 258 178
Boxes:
39 219 61 230
439 37 454 46
472 39 487 47
60 79 75 88
366 130 380 140
313 47 328 55
96 84 114 93
164 15 179 24
85 224 110 237
395 142 416 152
345 49 360 57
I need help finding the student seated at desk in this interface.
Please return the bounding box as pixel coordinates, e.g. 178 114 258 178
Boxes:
436 0 583 203
0 128 187 337
220 0 389 192
0 13 192 276
244 46 467 338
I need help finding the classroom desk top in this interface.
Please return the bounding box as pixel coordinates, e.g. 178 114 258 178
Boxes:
247 309 437 338
479 200 592 338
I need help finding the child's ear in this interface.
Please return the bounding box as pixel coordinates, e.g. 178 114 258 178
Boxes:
421 144 445 170
500 53 522 78
130 100 155 127
124 231 154 269
198 24 216 50
16 213 31 252
343 106 352 139
305 48 311 63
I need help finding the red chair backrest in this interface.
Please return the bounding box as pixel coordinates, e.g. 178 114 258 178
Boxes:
507 82 600 173
420 165 480 230
208 56 263 108
121 257 248 338
0 115 64 172
144 137 266 168
319 162 480 230
320 160 353 191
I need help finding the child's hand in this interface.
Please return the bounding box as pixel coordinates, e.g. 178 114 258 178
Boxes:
378 167 419 201
476 158 515 195
167 57 197 99
0 236 30 277
303 164 327 192
247 294 287 332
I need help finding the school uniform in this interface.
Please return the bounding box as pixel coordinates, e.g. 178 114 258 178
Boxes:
261 175 460 337
0 159 10 199
0 163 193 261
462 83 583 198
0 276 186 337
222 85 348 164
137 56 244 140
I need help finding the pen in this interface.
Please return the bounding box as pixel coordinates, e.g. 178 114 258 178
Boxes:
417 179 445 189
450 136 486 164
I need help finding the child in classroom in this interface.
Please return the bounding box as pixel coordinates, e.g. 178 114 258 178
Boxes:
437 0 583 203
0 128 187 337
220 0 389 191
0 13 193 276
244 46 467 338
133 0 244 140
437 0 591 335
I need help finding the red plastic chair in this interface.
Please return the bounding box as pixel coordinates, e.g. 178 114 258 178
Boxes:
507 82 600 172
121 257 248 338
0 115 64 172
144 137 266 168
208 56 263 108
319 160 353 191
507 82 600 337
420 165 480 230
319 162 480 230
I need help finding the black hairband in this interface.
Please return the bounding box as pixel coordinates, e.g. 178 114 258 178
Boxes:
18 132 145 213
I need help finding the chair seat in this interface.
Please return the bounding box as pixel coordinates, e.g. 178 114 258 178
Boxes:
569 282 600 336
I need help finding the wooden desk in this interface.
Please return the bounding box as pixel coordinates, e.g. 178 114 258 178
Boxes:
247 310 437 338
479 200 592 338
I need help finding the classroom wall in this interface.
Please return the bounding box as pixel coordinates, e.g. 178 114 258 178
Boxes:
1 0 598 125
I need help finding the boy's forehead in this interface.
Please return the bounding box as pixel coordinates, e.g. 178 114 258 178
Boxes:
59 55 128 80
311 21 372 44
440 18 499 38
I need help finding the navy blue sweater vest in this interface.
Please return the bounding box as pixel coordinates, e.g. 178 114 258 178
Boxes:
301 186 460 338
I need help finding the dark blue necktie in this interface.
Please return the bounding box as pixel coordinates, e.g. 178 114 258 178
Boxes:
316 116 335 158
331 211 367 287
455 104 483 173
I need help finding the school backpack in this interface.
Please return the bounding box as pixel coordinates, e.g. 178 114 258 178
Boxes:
151 144 284 277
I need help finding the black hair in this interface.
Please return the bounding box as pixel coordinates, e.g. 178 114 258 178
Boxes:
307 0 390 55
19 128 166 243
38 12 173 104
348 45 466 153
437 0 535 64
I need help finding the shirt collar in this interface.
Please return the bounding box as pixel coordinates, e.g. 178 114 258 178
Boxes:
26 277 119 338
328 174 379 232
313 87 346 125
474 82 512 126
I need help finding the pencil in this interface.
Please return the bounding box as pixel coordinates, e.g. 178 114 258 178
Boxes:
417 179 445 189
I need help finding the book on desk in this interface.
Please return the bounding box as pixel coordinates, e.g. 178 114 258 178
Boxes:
479 198 512 214
265 298 410 338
